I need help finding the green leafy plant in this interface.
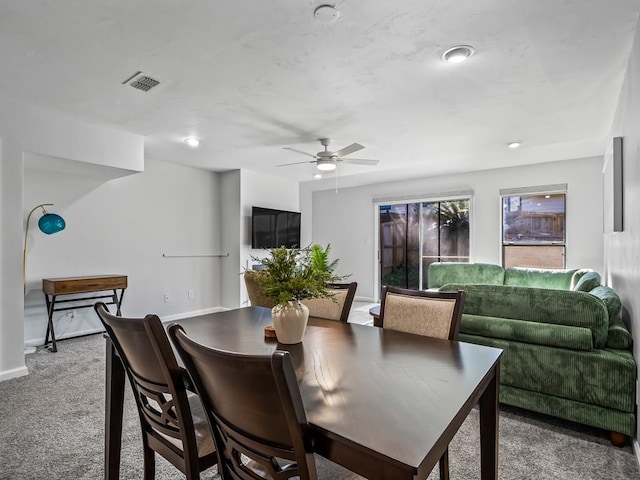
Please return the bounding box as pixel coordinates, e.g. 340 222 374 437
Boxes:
309 243 339 275
252 245 344 307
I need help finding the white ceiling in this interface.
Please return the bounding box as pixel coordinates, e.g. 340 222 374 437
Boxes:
2 1 639 190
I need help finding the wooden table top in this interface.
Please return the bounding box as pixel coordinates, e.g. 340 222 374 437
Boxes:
174 307 502 477
42 274 127 295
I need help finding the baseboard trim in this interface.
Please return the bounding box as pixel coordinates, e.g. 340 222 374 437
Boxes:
633 438 640 472
0 365 28 382
25 326 105 348
159 307 228 323
354 296 375 303
24 307 230 346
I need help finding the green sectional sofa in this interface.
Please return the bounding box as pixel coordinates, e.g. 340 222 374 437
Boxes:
428 262 636 442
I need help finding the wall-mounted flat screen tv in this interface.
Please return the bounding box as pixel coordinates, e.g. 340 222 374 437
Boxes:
251 206 301 249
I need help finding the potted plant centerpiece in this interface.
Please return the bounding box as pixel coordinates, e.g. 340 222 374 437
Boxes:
254 245 343 344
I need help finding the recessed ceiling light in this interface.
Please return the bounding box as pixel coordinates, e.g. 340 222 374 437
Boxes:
441 45 475 63
507 141 521 149
313 173 323 179
184 137 200 147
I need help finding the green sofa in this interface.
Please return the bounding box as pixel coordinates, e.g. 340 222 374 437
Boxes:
428 262 636 441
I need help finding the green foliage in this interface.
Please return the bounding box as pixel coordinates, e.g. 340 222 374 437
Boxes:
426 200 470 230
381 262 420 289
252 245 344 306
309 243 339 274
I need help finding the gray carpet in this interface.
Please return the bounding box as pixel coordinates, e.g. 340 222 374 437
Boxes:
1 333 638 479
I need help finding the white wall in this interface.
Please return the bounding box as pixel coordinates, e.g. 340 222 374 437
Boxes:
305 157 604 301
218 169 300 308
0 98 144 381
239 170 299 305
5 107 298 377
23 159 222 346
606 16 640 439
219 170 242 308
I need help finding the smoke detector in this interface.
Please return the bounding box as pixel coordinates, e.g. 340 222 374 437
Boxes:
122 71 162 92
314 4 339 24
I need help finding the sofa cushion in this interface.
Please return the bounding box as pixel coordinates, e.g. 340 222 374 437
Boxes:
440 283 609 348
461 314 594 351
569 269 595 289
499 385 636 437
589 285 622 319
427 262 504 289
504 267 579 290
457 333 637 414
573 271 602 292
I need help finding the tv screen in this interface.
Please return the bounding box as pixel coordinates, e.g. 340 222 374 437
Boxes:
251 206 301 249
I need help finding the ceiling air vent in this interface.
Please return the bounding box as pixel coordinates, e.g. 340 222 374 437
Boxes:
122 71 161 92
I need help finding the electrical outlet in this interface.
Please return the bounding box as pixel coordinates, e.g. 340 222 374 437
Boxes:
164 293 171 303
188 290 195 300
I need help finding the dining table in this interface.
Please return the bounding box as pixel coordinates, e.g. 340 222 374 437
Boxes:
103 306 502 480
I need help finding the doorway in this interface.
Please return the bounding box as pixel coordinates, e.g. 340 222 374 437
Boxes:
378 198 470 292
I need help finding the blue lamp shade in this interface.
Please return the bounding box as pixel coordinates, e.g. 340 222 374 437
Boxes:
38 213 66 235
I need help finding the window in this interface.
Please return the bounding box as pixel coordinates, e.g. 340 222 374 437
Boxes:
378 197 470 291
501 185 566 269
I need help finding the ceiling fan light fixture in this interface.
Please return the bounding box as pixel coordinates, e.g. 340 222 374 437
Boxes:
317 159 337 171
441 45 475 63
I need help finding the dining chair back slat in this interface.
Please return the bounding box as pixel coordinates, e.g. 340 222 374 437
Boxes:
94 302 217 479
377 286 466 480
301 282 358 322
169 324 317 480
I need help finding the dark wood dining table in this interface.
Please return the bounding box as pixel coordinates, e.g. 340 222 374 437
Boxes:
104 306 502 480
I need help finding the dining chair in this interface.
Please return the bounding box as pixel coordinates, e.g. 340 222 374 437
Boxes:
243 270 277 308
377 286 466 480
94 302 217 480
168 324 318 480
301 281 358 322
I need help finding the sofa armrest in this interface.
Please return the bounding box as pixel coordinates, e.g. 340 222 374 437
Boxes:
607 316 633 349
440 283 609 348
586 285 631 349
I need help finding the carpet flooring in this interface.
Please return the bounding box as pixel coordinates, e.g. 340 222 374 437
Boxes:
1 331 638 479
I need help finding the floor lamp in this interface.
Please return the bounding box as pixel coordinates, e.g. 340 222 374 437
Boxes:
23 203 66 296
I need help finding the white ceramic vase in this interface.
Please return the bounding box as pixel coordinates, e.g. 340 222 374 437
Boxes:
271 301 309 344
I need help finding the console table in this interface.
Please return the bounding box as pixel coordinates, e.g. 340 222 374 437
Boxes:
42 274 127 352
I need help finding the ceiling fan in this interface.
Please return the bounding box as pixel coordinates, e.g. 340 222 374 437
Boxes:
278 138 380 172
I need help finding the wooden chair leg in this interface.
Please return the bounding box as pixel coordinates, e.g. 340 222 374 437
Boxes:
439 448 450 480
610 431 626 447
143 446 155 480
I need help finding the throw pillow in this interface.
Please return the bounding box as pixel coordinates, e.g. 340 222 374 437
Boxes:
573 271 601 292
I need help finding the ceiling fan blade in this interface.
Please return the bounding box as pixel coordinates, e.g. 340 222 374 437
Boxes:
333 143 364 158
276 160 316 167
283 147 317 158
340 158 380 166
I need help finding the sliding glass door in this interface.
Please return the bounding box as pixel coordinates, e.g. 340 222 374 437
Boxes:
379 204 420 290
379 198 470 291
